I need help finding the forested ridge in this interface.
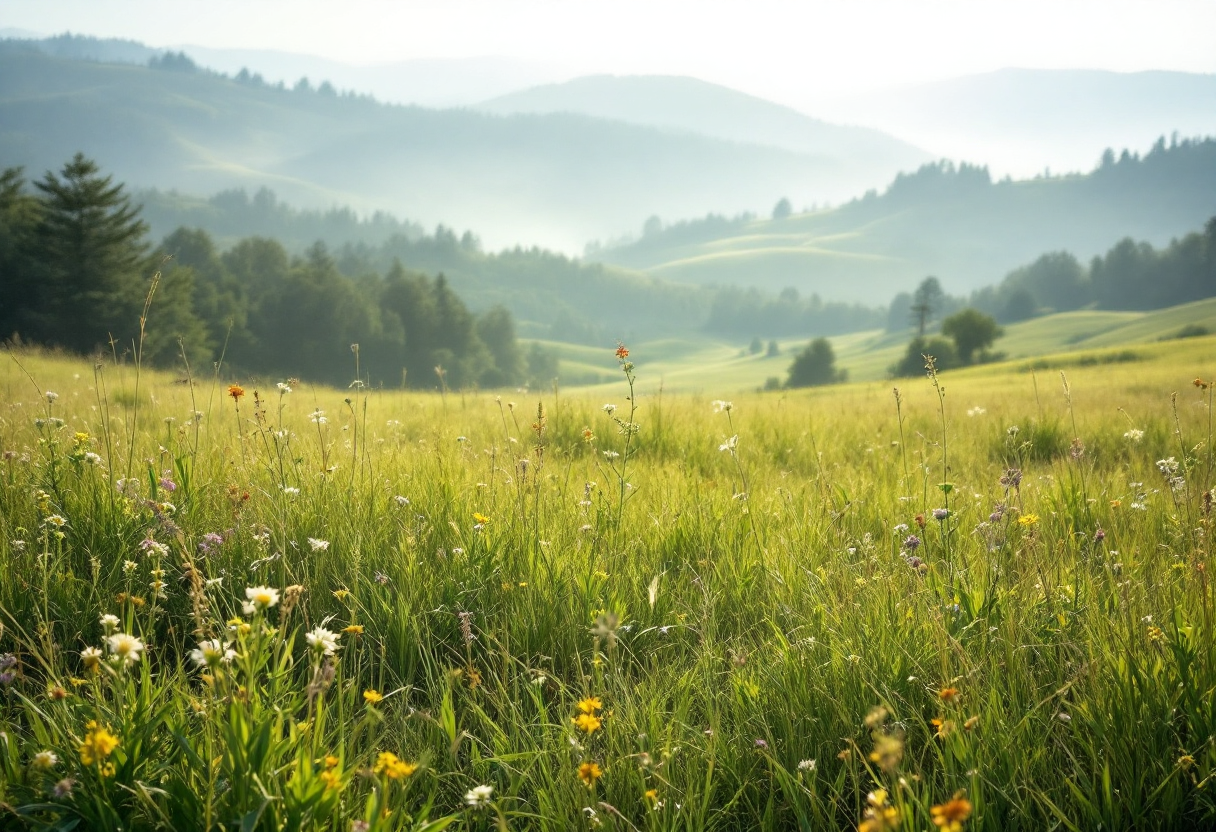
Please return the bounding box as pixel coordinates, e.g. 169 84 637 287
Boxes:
0 155 547 389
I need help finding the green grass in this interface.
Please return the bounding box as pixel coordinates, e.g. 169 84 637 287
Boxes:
546 299 1216 395
0 338 1214 831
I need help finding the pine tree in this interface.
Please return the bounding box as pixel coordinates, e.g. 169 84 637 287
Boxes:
29 154 149 352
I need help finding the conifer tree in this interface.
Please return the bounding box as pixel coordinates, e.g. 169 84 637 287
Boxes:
29 153 149 351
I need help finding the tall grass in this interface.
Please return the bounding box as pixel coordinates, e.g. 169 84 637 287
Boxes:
0 337 1214 831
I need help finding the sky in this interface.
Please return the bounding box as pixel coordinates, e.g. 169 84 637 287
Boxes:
2 0 1214 104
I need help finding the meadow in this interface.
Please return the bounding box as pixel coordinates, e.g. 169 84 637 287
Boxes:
0 335 1214 831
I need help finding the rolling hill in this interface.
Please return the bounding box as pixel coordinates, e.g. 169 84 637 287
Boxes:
0 43 927 252
477 74 928 173
590 141 1216 303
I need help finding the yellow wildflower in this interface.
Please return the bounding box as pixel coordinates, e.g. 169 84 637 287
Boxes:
79 722 119 766
319 769 342 791
578 761 603 787
473 512 490 525
363 689 384 705
930 795 973 832
576 696 603 714
343 624 364 635
1017 513 1039 527
374 752 417 779
572 713 602 734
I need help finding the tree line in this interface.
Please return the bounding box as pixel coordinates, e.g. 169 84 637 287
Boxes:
0 154 546 389
969 216 1216 322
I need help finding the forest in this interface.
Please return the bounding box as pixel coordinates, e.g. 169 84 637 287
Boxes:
0 155 545 389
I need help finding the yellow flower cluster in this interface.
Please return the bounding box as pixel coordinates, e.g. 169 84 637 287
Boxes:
374 751 417 779
79 721 119 767
572 696 603 734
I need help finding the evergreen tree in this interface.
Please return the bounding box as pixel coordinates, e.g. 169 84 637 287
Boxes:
475 305 524 387
0 167 38 339
909 277 944 336
28 153 149 352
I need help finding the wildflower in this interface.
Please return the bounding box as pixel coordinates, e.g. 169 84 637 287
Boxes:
49 685 68 700
754 738 769 749
615 344 629 359
869 733 903 772
363 689 384 705
932 508 949 521
319 769 342 791
582 427 594 442
32 750 58 770
1124 428 1144 442
343 624 364 635
309 409 327 424
902 534 921 552
45 390 59 403
1069 437 1085 460
719 435 738 452
858 789 899 832
190 639 235 668
465 784 494 807
139 538 169 558
712 400 733 413
1000 468 1023 489
105 633 145 668
472 512 490 526
939 687 960 703
393 495 410 507
81 647 103 672
931 718 954 738
577 696 603 714
276 382 292 394
645 788 660 806
1018 513 1039 527
572 713 602 734
83 452 102 465
797 759 817 772
99 613 121 634
1179 753 1196 770
964 715 980 731
966 406 985 416
227 384 244 401
305 626 340 657
78 722 119 766
602 404 617 415
283 486 300 496
44 514 67 528
53 778 74 799
159 471 177 492
374 571 389 585
578 761 603 787
930 795 973 832
1147 625 1165 643
245 585 280 611
374 751 417 779
308 537 330 552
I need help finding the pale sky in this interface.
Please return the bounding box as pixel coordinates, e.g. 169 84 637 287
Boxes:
2 0 1214 103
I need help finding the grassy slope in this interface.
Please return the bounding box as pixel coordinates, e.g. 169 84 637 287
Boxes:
593 141 1216 300
549 297 1216 395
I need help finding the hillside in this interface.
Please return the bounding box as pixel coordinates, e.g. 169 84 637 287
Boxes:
591 141 1216 303
0 43 921 252
478 74 928 172
560 297 1216 393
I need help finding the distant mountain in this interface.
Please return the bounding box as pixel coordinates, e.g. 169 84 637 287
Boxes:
178 47 567 108
590 140 1216 303
815 68 1216 178
0 44 931 251
478 74 928 169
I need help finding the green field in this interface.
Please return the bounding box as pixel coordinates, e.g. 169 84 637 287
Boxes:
544 298 1216 395
0 337 1214 830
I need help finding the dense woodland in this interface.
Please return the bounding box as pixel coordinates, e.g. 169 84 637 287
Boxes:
0 155 546 389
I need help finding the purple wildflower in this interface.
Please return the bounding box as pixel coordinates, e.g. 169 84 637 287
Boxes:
932 508 949 521
903 534 921 552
